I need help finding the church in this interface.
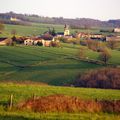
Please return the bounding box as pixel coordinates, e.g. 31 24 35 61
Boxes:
64 24 70 36
56 24 72 38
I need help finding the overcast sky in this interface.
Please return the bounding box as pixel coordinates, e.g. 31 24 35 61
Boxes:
0 0 120 20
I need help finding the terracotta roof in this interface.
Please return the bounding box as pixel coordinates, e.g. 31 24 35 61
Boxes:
0 38 7 42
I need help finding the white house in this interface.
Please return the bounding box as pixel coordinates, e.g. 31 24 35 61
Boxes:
114 28 120 33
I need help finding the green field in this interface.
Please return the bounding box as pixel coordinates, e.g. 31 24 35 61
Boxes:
0 23 64 37
0 83 120 120
0 44 101 85
0 42 120 119
0 44 120 85
0 23 112 37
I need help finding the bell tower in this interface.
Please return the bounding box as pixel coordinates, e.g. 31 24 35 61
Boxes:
64 24 70 36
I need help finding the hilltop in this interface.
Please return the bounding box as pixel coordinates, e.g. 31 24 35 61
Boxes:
0 11 120 27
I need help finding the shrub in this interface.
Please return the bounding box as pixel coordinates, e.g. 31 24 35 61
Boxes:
18 94 120 113
99 48 111 64
51 41 60 47
74 68 120 89
37 41 43 46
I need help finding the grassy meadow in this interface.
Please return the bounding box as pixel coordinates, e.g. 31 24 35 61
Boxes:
0 44 102 85
0 43 120 85
0 83 120 120
0 23 64 37
0 23 120 119
0 23 113 37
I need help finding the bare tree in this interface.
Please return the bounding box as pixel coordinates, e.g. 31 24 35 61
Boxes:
0 23 5 33
77 47 86 59
107 37 118 49
99 48 111 64
11 29 17 36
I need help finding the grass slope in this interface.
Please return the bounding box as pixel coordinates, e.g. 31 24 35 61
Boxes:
0 23 107 37
0 83 120 120
0 44 101 85
0 44 120 85
0 23 64 37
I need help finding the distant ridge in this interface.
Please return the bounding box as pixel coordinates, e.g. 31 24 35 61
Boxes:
0 11 120 27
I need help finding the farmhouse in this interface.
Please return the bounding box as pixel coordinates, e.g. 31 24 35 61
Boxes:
24 34 54 47
76 32 90 39
90 34 106 41
10 17 21 22
56 32 64 38
114 28 120 33
24 38 34 46
41 33 54 47
106 35 120 42
0 38 12 46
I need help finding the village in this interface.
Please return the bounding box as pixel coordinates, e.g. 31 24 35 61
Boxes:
0 23 120 47
1 0 120 119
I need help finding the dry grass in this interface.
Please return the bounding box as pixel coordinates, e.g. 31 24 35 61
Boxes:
18 94 120 113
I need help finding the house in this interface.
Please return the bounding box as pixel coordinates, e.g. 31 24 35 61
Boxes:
41 34 54 47
76 32 90 38
24 33 54 47
90 34 103 39
56 32 64 38
114 28 120 33
33 39 44 46
106 35 120 42
10 17 21 22
90 34 106 41
0 38 12 46
24 38 34 46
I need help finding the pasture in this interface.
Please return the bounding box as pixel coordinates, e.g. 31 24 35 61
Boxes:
0 44 102 85
0 83 120 120
0 44 120 85
0 23 109 37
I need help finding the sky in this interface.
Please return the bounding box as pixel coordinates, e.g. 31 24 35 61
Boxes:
0 0 120 21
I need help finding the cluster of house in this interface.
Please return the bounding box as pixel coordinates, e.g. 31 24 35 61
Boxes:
0 25 120 46
24 24 70 47
0 24 71 46
75 32 106 41
75 27 120 42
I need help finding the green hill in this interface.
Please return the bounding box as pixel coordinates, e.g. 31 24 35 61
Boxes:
0 44 120 85
0 44 120 119
0 44 101 85
0 83 120 120
0 23 103 37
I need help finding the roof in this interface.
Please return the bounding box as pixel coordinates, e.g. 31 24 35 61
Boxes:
0 38 7 42
41 33 53 40
57 32 64 35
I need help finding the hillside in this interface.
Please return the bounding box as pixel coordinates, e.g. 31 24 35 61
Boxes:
1 23 105 37
0 12 120 27
0 44 101 85
0 44 120 86
0 83 120 120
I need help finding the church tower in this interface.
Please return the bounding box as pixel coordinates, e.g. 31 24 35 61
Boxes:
64 24 70 36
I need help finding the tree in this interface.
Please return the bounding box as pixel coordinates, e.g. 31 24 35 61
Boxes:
0 23 5 33
77 47 86 59
11 29 17 36
107 37 118 49
11 36 17 42
51 41 60 47
51 28 56 36
37 41 43 46
99 48 111 64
